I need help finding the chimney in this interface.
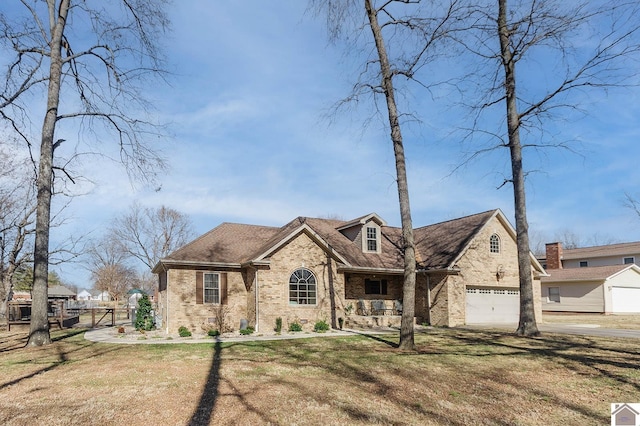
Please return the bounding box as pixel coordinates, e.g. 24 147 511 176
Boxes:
545 242 563 270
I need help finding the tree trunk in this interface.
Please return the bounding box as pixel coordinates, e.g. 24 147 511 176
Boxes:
28 0 70 346
497 0 539 337
365 0 417 350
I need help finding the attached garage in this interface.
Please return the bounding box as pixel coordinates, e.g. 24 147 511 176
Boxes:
611 287 640 313
465 287 520 324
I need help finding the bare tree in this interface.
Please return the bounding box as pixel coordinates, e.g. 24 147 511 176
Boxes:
87 235 136 306
0 1 170 345
311 0 466 350
109 203 194 271
0 146 36 319
455 0 640 336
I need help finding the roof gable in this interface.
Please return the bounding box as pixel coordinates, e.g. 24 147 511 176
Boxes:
414 210 497 270
251 220 351 266
336 213 387 231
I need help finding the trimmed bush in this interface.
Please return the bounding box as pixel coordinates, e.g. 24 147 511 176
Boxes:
207 329 220 337
314 319 330 333
240 326 255 335
288 321 303 332
178 326 192 337
275 317 282 333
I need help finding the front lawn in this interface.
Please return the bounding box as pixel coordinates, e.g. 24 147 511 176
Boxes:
0 327 638 425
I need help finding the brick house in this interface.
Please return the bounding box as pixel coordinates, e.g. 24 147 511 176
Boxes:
152 209 544 334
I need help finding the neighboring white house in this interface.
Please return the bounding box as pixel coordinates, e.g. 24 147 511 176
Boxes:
541 242 640 313
91 290 112 302
77 289 92 300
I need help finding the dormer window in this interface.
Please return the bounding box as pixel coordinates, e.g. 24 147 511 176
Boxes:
364 225 380 253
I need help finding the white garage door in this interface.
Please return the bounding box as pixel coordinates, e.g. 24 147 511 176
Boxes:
466 287 520 324
611 287 640 313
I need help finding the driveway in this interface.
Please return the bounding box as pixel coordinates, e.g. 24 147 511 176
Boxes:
465 323 640 339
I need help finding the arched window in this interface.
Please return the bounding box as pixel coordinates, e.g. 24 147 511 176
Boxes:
490 234 501 253
289 268 317 305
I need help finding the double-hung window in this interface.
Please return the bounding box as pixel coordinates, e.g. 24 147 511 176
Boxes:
204 273 220 304
548 287 560 303
366 226 378 252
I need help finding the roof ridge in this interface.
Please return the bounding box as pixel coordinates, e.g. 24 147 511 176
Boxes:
414 209 498 231
564 240 640 251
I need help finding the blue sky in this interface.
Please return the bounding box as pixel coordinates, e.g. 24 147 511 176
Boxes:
30 1 640 287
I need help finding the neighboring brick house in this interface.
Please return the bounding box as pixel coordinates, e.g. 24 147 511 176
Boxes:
541 242 640 313
152 209 545 334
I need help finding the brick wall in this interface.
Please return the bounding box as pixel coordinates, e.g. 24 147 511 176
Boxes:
162 268 249 334
545 242 563 269
255 232 346 332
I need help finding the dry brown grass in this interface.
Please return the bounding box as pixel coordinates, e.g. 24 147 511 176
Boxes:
1 326 638 425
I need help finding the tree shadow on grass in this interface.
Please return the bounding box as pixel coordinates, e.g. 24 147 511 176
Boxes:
188 340 222 425
0 336 121 391
188 339 280 425
351 330 399 348
445 328 640 394
0 327 87 353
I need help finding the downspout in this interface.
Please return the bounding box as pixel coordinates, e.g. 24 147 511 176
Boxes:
166 271 170 334
426 275 431 325
254 269 259 332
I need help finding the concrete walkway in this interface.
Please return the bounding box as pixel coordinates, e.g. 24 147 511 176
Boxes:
83 324 392 345
83 321 640 345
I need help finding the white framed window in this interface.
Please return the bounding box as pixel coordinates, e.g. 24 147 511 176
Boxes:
548 287 560 303
289 268 317 305
490 234 500 253
365 226 378 252
204 273 220 304
624 257 635 265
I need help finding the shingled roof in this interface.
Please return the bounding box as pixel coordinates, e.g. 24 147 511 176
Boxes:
542 264 639 282
155 209 508 273
561 241 640 260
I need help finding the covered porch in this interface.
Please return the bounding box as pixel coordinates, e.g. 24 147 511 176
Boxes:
342 272 404 328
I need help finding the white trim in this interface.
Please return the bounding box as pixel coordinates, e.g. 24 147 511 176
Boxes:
335 213 387 231
605 264 640 281
363 223 381 254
